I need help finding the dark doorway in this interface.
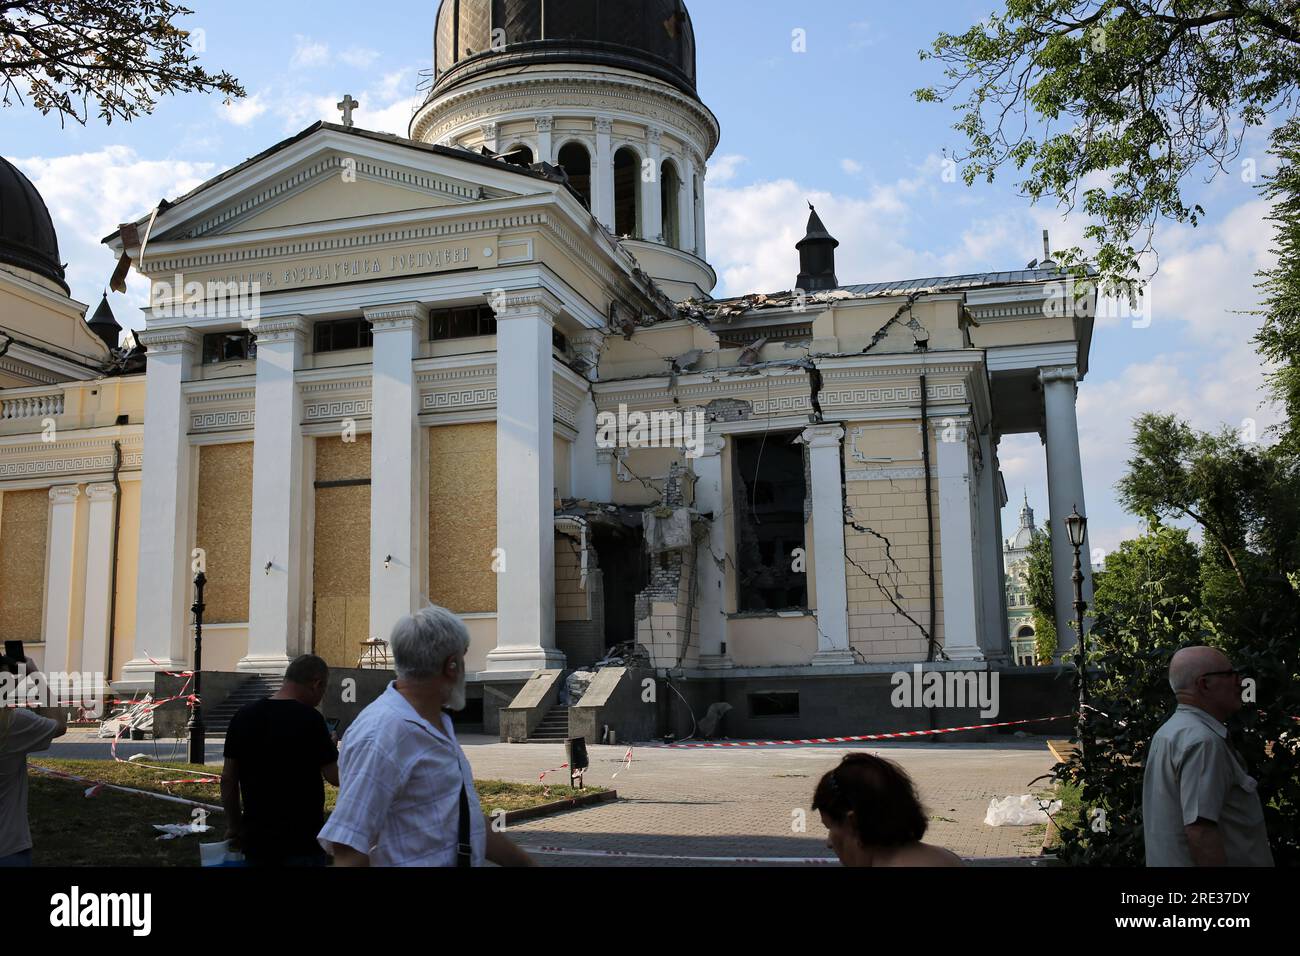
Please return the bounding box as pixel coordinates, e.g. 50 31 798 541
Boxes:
733 432 809 612
592 523 648 649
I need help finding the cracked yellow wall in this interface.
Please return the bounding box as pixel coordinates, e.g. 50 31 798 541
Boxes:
844 421 944 662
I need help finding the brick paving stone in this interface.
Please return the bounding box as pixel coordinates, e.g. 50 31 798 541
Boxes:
462 735 1059 867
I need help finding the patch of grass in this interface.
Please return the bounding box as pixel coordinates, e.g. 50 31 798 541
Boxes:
1037 780 1083 850
27 760 606 867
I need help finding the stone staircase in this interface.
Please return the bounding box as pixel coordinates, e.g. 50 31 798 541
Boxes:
203 675 283 738
525 704 571 743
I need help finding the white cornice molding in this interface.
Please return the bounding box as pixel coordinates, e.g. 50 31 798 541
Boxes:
0 430 143 481
412 72 720 154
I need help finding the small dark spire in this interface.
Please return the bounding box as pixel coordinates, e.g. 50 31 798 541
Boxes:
796 203 839 292
88 292 122 350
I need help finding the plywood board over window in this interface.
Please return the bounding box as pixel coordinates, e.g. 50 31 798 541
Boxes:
0 489 51 640
428 423 496 613
195 443 254 624
313 434 371 669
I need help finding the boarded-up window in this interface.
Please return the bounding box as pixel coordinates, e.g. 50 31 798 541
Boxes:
429 423 497 613
313 434 371 669
195 443 253 624
0 489 50 640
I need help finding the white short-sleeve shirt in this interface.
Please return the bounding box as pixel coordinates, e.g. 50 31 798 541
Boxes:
318 683 486 867
0 708 59 857
1142 704 1273 867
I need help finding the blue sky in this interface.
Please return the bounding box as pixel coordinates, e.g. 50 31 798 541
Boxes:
4 0 1282 556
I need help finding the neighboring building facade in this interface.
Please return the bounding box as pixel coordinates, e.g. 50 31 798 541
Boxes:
0 157 143 694
3 0 1097 735
1004 495 1039 666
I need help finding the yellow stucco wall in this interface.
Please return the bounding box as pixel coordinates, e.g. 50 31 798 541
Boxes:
313 434 372 668
194 443 253 625
0 489 49 640
109 480 141 682
428 423 497 613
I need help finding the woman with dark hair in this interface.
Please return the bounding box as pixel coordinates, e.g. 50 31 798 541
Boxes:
812 753 964 867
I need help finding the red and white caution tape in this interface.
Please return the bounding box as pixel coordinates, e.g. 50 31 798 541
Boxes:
31 765 222 813
610 746 633 779
521 845 838 865
659 714 1074 749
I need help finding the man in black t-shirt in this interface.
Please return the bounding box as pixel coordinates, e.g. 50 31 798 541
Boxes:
221 655 339 866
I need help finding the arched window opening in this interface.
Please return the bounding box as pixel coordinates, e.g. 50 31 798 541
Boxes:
661 160 682 248
614 147 641 238
557 142 592 209
503 144 534 167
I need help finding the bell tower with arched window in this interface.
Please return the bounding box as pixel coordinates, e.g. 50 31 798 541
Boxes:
411 0 720 301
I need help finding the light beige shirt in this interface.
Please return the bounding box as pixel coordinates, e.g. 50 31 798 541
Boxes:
0 708 59 857
1142 704 1273 867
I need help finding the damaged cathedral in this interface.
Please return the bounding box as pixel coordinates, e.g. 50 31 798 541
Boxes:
0 0 1094 740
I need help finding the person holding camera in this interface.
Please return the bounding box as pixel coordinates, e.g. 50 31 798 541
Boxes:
0 648 68 867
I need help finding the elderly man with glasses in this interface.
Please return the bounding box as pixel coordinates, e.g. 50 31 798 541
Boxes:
319 605 534 867
1141 645 1273 867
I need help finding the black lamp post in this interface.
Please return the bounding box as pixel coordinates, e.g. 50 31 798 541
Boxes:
1064 506 1089 759
187 571 207 765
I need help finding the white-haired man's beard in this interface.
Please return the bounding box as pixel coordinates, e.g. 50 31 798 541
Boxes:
448 668 468 712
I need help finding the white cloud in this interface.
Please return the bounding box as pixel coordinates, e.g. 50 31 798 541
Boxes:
290 35 331 69
339 48 381 69
707 154 747 185
14 147 218 324
840 158 864 175
219 90 269 126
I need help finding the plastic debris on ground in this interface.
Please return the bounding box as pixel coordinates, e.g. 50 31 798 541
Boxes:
984 794 1062 827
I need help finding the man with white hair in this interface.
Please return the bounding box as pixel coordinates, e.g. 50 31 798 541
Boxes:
319 606 534 867
1141 645 1273 866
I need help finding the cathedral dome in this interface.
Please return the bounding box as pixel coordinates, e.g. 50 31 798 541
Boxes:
0 156 68 293
432 0 697 100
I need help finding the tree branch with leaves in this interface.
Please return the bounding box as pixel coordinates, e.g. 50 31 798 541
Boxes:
0 0 244 126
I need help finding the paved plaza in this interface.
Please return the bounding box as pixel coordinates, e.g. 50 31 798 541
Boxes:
462 735 1060 866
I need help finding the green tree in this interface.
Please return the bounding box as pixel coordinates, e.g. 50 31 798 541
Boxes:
916 0 1300 282
1257 117 1300 454
1 0 244 125
1026 524 1058 661
1052 415 1300 865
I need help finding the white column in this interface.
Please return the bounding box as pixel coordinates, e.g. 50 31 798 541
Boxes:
121 329 198 688
1041 366 1094 657
366 303 425 644
642 128 664 243
536 116 554 164
80 482 118 687
570 330 604 502
679 159 696 254
593 449 616 503
480 122 498 154
936 419 983 661
695 159 708 260
803 424 854 665
975 429 1009 660
42 485 81 673
594 117 614 231
693 435 732 668
243 316 307 673
486 291 565 673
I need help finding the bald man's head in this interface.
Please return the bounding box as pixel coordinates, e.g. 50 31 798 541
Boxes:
1168 645 1243 720
1169 646 1231 693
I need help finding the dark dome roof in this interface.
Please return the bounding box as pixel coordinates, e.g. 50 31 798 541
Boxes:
433 0 697 100
0 156 68 293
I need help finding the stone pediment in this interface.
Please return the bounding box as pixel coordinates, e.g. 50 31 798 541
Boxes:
162 153 515 241
133 126 549 247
